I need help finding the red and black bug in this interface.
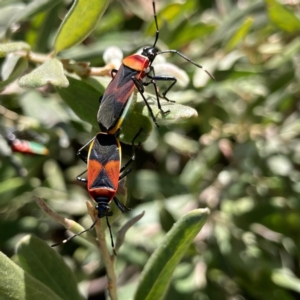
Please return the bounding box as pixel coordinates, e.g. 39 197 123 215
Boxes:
0 129 49 177
76 133 132 218
6 131 49 155
97 1 214 134
51 130 141 248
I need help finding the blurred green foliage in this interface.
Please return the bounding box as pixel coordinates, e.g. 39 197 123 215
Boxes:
1 0 300 299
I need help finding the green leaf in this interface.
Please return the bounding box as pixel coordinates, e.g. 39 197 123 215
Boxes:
12 0 62 24
19 90 70 125
164 132 199 155
16 235 82 300
135 92 198 123
113 91 153 145
83 77 107 94
159 204 176 233
0 251 63 300
115 211 145 251
272 269 300 293
56 76 102 130
0 177 25 195
35 2 62 53
198 1 265 56
161 4 182 21
265 37 300 69
0 42 30 57
118 109 153 145
0 4 26 39
265 0 300 33
0 56 28 90
225 17 253 51
134 208 209 300
19 58 68 88
54 0 110 53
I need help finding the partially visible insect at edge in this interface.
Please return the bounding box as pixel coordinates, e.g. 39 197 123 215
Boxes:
97 1 215 134
51 129 142 253
1 129 49 177
6 131 49 155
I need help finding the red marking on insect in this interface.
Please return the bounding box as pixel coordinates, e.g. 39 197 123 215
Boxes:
122 54 150 73
51 129 142 248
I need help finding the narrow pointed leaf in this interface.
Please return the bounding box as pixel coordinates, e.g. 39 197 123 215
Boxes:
265 0 300 33
0 251 63 300
12 0 62 23
0 4 26 39
0 177 25 194
134 208 209 300
54 0 110 53
19 58 68 88
225 17 253 51
56 76 103 130
115 211 145 251
0 56 28 90
272 269 300 293
16 235 82 300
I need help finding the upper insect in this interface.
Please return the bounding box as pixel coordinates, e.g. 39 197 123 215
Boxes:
97 0 214 134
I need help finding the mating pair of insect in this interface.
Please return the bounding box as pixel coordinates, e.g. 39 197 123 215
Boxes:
52 1 214 248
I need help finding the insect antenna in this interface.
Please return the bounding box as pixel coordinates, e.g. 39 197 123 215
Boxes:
157 49 215 80
51 217 98 247
106 216 117 256
152 1 159 48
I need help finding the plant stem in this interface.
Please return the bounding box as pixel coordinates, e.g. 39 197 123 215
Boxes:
35 196 96 245
15 50 113 77
96 221 117 300
37 196 118 298
86 202 118 300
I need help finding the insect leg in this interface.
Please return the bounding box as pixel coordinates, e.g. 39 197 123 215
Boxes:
132 77 159 127
147 73 177 102
77 136 95 163
113 196 131 213
143 78 170 115
119 128 143 179
51 217 98 247
77 169 88 183
106 216 117 256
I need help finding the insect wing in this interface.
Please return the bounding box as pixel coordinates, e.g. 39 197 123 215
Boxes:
87 134 120 195
97 65 139 132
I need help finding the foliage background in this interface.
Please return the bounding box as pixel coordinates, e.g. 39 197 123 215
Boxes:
1 0 300 299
